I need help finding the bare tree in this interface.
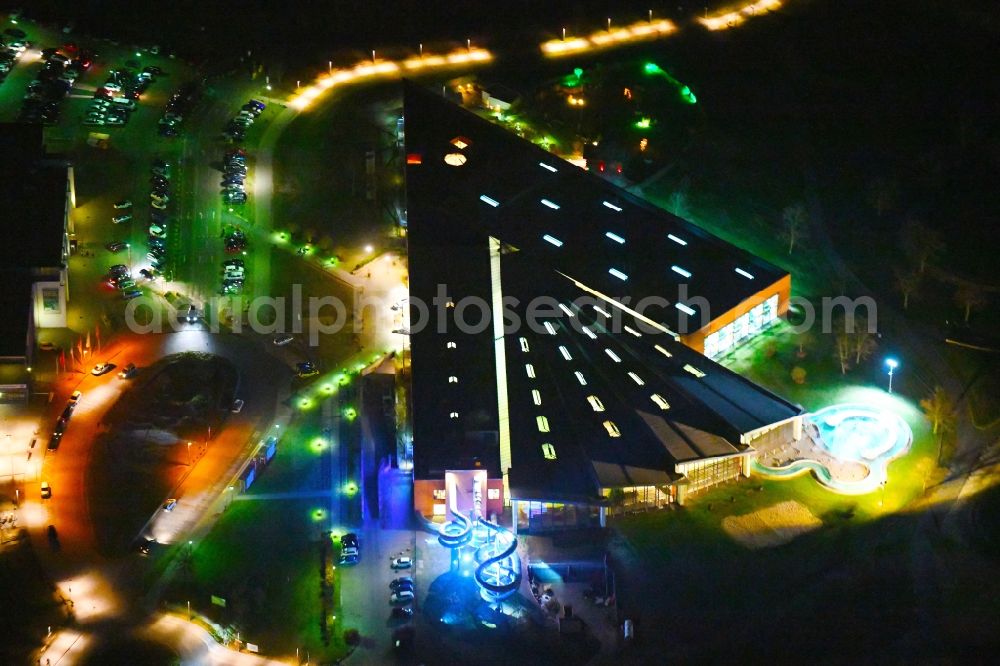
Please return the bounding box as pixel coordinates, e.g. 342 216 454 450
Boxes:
852 325 878 365
901 218 944 274
868 176 898 217
781 203 809 255
920 386 955 436
834 330 852 375
954 284 988 323
667 190 690 219
894 267 921 310
795 329 815 358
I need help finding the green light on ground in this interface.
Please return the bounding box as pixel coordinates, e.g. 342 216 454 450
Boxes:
325 256 338 267
312 508 327 522
343 481 358 496
563 66 585 88
635 117 651 129
311 437 328 452
679 85 697 104
335 373 349 386
343 406 357 420
299 397 313 409
321 383 335 394
643 62 663 75
274 231 289 244
354 363 365 372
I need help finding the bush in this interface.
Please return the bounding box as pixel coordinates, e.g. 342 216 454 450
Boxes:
791 366 807 384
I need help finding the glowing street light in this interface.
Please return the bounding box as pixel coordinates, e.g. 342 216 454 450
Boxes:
884 357 899 393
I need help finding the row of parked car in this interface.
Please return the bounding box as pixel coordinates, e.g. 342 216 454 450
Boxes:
19 44 91 125
221 146 249 205
147 159 172 272
0 27 30 81
223 98 265 143
84 65 160 127
221 258 244 295
159 81 201 138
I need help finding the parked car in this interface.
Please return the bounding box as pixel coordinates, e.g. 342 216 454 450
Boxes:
231 399 244 413
91 362 115 376
163 498 177 511
41 482 52 499
69 390 82 404
390 590 414 604
296 362 319 378
113 199 132 209
118 362 136 379
112 213 132 224
273 334 293 346
390 576 413 591
391 557 413 569
391 606 413 620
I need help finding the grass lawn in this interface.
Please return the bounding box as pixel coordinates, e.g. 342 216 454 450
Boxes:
163 409 348 661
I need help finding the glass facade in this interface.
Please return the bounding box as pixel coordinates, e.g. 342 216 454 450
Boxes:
515 501 601 533
601 485 674 514
678 456 744 493
704 294 779 358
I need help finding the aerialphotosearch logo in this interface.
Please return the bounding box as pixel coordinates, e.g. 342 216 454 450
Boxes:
124 282 878 345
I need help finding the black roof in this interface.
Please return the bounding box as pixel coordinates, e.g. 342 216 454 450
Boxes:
0 124 68 269
402 82 788 337
0 271 33 358
403 81 801 500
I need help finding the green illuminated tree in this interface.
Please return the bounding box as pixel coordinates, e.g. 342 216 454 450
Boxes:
954 284 988 323
781 203 809 255
894 267 921 310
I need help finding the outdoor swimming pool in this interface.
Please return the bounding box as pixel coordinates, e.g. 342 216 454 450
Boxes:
753 403 913 494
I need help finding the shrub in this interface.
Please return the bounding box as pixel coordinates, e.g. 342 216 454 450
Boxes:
791 366 807 384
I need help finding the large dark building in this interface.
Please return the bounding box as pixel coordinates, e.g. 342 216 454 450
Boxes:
403 82 803 533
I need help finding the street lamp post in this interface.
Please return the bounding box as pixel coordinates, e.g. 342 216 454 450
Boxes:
885 358 899 393
187 441 192 466
126 243 132 273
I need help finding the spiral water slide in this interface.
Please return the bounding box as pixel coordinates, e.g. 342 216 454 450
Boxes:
437 485 473 548
473 517 522 601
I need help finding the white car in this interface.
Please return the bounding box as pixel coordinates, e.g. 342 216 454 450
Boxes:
273 334 293 346
391 556 413 569
390 590 414 604
102 82 121 92
69 390 82 404
231 399 244 413
91 362 114 376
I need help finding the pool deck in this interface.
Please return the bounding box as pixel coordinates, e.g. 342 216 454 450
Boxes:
752 404 912 495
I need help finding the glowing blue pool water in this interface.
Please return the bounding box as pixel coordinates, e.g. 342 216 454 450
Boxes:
753 403 913 494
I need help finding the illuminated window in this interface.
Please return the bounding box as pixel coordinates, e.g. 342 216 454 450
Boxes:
603 201 622 212
406 153 423 165
541 443 557 460
432 489 447 500
559 346 573 360
575 371 587 386
540 198 560 210
531 389 542 406
605 348 622 363
444 152 467 166
433 503 447 516
606 231 625 244
683 364 706 378
449 411 459 419
536 415 550 433
671 265 692 278
480 194 500 207
628 372 644 385
667 233 687 246
624 325 641 337
593 305 611 318
735 267 754 280
544 321 557 335
654 344 672 358
448 376 458 383
558 303 575 317
450 136 470 149
525 364 536 379
487 488 500 499
676 302 696 316
609 268 628 281
603 421 621 438
539 162 558 173
651 394 670 410
519 337 530 352
543 234 564 247
587 395 605 412
583 327 597 340
446 341 457 349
